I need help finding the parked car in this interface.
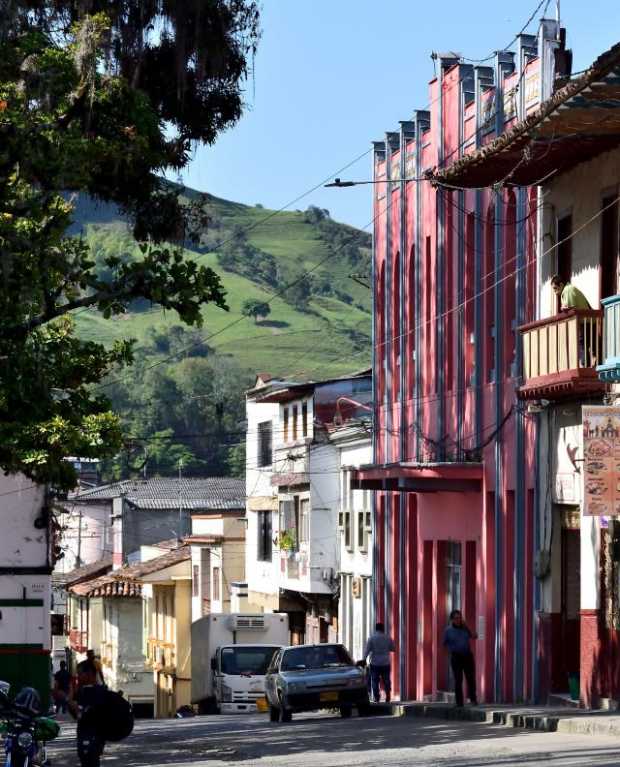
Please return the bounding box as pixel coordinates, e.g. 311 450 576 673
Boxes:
264 643 369 722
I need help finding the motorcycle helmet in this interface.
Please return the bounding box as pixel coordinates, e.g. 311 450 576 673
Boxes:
14 687 41 716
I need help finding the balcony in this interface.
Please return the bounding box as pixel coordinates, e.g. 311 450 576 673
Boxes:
519 309 606 400
597 295 620 382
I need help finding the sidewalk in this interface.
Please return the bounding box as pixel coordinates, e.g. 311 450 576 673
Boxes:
389 701 620 737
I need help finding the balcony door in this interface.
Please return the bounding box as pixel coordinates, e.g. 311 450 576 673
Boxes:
601 194 619 301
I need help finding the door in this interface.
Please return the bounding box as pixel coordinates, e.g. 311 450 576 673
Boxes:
601 195 619 301
561 527 581 683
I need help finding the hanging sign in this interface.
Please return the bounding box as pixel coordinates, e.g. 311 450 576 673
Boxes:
582 406 620 516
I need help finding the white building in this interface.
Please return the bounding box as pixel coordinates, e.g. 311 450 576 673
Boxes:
0 474 52 706
245 371 372 644
330 425 373 662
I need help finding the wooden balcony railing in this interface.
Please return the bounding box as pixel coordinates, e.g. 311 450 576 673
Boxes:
597 295 620 382
519 309 606 399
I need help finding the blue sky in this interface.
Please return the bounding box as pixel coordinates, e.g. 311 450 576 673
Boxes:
177 0 620 230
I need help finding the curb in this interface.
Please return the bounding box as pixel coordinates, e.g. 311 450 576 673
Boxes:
392 703 561 732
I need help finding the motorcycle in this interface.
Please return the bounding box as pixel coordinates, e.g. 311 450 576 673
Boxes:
74 687 133 767
0 683 59 767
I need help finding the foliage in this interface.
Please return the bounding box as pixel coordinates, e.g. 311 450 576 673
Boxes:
0 2 260 488
217 225 278 286
227 443 246 478
277 530 296 552
102 356 251 481
241 299 271 323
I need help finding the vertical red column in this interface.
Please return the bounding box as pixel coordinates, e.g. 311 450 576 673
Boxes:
483 489 496 702
422 540 433 697
406 495 418 699
436 541 448 692
502 491 515 700
390 494 400 699
376 493 386 624
524 488 534 700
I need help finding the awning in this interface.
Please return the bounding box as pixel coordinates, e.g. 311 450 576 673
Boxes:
431 40 620 188
351 462 483 493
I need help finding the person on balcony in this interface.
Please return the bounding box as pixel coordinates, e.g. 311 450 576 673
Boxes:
551 274 591 311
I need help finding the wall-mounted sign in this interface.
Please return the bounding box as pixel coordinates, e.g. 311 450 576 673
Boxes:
583 406 620 516
524 70 540 107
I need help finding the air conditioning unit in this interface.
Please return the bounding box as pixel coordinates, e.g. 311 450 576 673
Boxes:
229 614 266 631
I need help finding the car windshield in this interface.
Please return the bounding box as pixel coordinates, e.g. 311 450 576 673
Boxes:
280 645 353 671
221 646 280 676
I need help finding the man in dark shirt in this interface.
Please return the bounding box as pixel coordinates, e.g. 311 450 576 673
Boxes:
53 661 71 714
443 610 478 707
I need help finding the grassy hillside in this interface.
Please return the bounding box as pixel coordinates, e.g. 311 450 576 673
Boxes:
70 188 372 479
73 191 371 380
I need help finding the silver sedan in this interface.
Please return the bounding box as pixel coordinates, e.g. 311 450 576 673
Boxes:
264 644 370 723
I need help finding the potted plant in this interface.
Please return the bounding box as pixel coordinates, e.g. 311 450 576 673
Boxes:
277 530 296 553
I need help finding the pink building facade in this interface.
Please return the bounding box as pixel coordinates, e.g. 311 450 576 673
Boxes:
355 21 572 702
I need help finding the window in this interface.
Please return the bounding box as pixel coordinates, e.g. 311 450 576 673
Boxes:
425 236 434 393
299 498 310 544
279 498 298 551
339 508 352 550
292 404 298 441
302 401 308 437
212 567 221 602
485 206 496 382
504 193 517 378
283 406 289 443
357 509 367 551
464 212 476 385
258 421 273 467
192 564 199 597
392 250 400 401
601 195 619 300
257 510 273 562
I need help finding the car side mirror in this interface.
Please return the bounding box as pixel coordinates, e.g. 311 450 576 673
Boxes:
210 657 217 671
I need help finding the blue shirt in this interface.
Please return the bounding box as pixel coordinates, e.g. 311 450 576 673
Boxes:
443 624 472 655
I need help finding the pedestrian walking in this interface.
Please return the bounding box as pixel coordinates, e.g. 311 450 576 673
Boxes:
443 609 478 707
364 622 395 703
53 660 71 714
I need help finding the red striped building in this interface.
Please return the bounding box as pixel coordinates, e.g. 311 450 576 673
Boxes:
354 19 570 702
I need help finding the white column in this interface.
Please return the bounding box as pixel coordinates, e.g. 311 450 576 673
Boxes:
580 515 600 610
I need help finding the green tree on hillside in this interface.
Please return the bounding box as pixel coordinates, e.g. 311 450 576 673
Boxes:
242 299 271 324
0 1 259 488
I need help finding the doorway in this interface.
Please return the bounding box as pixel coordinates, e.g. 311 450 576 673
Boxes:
561 524 581 689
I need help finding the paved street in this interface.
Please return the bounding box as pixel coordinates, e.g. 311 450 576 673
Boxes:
48 711 620 767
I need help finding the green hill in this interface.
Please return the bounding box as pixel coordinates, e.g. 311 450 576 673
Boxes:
71 188 372 479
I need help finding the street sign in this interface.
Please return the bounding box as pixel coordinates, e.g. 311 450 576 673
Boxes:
582 405 620 516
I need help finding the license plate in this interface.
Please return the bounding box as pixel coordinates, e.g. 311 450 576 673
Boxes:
319 691 339 702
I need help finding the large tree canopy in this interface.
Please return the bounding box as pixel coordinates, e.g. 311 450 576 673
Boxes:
0 1 260 488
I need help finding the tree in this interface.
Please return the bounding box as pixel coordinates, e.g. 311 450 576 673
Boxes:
242 299 271 324
0 2 260 489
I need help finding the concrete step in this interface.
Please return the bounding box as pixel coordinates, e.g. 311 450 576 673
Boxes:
391 701 620 737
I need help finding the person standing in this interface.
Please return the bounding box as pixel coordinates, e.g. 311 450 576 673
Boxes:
363 622 395 703
53 660 71 714
443 610 478 707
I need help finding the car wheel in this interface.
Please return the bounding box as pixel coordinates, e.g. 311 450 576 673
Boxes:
340 705 353 719
278 694 292 723
269 704 279 722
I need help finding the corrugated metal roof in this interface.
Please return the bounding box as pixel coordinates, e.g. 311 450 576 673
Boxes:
70 477 245 511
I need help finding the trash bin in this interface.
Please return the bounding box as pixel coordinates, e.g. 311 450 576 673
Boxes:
568 672 580 701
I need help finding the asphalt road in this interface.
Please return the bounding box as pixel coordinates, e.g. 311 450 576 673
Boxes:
48 710 620 767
